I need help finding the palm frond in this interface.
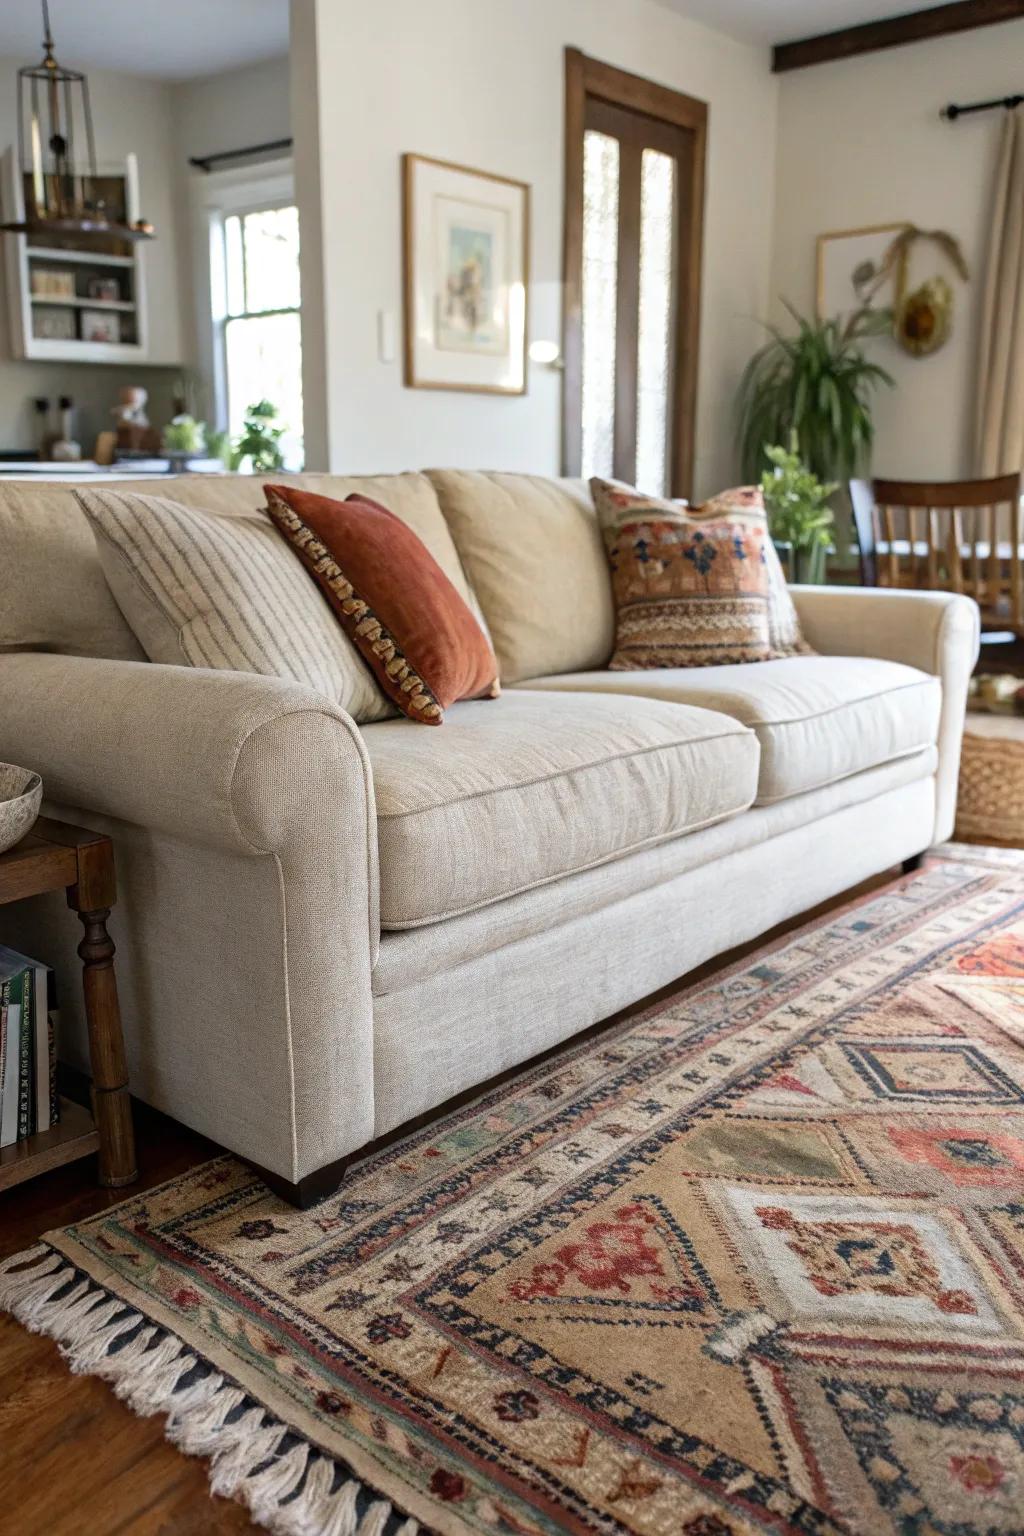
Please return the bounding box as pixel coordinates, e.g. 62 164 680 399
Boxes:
736 301 894 482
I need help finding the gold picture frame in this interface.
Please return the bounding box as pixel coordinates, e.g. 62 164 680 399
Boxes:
815 222 909 320
402 153 530 394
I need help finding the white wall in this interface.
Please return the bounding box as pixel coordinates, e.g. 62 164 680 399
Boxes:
771 19 1024 481
293 0 778 494
172 55 291 167
0 58 186 452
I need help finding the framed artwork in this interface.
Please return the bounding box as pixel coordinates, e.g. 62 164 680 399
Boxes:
816 222 908 320
402 153 529 394
81 308 121 343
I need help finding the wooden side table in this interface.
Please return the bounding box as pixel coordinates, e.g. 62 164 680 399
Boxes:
0 816 137 1191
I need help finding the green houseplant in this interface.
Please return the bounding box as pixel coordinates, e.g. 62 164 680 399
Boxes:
162 414 205 456
760 434 837 585
737 303 894 485
231 400 286 473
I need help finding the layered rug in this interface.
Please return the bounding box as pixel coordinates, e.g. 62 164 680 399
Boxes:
3 846 1024 1536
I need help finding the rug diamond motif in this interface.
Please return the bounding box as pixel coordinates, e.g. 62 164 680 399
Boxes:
4 844 1024 1536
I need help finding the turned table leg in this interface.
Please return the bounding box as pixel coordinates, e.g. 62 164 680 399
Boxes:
68 840 137 1188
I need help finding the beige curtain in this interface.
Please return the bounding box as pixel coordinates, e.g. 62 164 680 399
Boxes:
975 108 1024 477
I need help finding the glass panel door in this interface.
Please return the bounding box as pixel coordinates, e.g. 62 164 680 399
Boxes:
580 131 620 482
564 55 704 501
635 149 676 495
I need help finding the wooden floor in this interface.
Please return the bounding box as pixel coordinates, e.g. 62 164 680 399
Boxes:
0 867 920 1534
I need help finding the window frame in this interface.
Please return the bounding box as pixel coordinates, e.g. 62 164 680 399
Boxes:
562 49 707 499
190 159 297 435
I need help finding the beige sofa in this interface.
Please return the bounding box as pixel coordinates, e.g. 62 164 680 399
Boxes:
0 471 979 1203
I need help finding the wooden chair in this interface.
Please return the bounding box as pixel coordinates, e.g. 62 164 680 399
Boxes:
850 474 1024 635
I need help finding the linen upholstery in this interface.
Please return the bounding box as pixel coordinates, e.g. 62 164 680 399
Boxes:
362 690 758 927
520 655 940 805
791 586 979 841
264 485 499 722
427 470 615 682
373 747 937 995
77 486 397 722
372 775 935 1133
0 460 981 1194
0 471 476 663
0 480 145 661
0 651 379 1181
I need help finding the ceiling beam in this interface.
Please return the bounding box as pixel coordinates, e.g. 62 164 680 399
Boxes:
773 0 1024 72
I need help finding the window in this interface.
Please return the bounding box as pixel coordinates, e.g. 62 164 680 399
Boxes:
563 51 706 498
217 200 304 468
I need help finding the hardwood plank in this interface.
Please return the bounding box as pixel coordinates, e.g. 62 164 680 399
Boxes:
773 0 1024 72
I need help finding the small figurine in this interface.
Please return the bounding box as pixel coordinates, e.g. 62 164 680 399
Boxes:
112 385 160 454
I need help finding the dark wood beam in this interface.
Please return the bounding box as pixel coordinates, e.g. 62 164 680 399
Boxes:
773 0 1024 73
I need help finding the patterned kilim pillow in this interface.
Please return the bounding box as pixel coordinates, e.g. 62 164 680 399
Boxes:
591 479 812 669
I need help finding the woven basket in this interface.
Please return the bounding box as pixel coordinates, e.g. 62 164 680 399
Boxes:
955 717 1024 847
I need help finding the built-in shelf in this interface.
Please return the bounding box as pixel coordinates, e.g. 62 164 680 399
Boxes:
26 247 136 269
3 152 149 362
31 295 136 312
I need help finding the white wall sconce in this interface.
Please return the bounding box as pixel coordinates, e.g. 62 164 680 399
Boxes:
528 338 563 368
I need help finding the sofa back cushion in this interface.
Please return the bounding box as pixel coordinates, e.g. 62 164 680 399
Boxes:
426 470 614 683
0 480 146 660
0 472 473 666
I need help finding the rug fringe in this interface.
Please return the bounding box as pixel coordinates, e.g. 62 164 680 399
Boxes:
0 1245 419 1536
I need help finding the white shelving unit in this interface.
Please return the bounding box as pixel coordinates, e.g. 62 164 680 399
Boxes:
1 148 150 364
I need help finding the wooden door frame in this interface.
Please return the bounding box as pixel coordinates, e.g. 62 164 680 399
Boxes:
561 47 707 498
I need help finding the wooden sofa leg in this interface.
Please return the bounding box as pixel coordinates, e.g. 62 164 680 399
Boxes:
902 852 926 874
254 1154 353 1209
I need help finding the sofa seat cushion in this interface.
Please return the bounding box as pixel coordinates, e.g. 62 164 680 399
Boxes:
362 690 758 927
517 655 940 805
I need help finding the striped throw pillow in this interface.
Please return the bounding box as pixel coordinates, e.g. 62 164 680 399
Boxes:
75 486 394 721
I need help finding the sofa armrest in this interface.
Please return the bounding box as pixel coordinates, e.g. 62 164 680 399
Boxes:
791 586 980 844
0 653 379 1182
0 653 376 876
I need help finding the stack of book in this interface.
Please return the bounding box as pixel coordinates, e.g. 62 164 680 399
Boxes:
0 946 58 1147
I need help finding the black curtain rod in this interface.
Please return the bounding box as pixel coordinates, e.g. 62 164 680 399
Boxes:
189 137 293 173
941 92 1023 120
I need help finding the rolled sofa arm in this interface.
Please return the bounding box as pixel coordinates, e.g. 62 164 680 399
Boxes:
0 653 375 872
791 586 980 844
0 653 379 1183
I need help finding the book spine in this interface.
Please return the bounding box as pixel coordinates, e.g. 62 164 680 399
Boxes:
0 979 8 1145
33 964 51 1132
47 970 59 1129
0 974 23 1149
17 967 33 1139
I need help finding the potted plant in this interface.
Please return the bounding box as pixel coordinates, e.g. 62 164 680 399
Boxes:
737 303 894 485
162 414 205 458
760 434 837 585
231 400 286 472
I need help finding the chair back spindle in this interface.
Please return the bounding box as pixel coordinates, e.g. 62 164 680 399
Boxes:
850 474 1023 635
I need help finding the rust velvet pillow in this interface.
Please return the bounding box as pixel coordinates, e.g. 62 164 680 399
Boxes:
264 484 499 724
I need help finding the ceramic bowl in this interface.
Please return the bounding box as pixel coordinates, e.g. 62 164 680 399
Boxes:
0 763 43 855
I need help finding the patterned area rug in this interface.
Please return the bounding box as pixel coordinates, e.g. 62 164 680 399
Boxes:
3 846 1024 1536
